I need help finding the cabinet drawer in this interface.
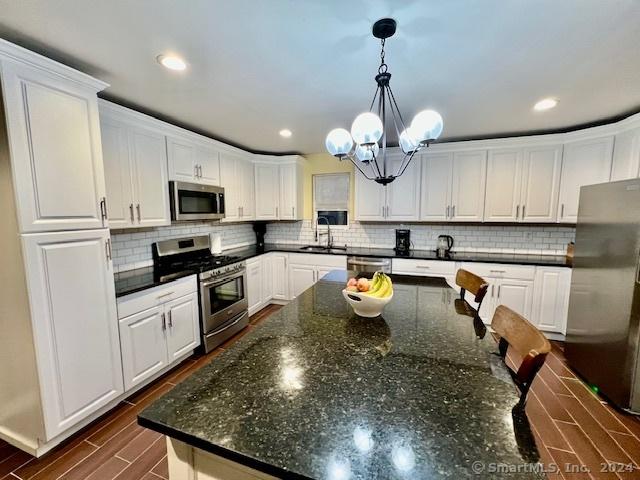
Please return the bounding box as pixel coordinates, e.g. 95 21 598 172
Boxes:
287 253 346 268
392 258 456 276
458 262 535 281
117 275 197 319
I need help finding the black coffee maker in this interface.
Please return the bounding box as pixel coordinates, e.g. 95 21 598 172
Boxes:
395 229 411 254
253 222 267 251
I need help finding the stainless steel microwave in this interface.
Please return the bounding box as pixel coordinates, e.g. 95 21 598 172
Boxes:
169 181 225 221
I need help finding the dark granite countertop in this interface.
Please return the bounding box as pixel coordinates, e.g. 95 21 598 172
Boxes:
114 267 196 298
139 273 542 479
227 243 571 268
116 243 569 297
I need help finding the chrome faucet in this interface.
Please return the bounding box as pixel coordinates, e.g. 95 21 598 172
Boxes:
316 216 333 249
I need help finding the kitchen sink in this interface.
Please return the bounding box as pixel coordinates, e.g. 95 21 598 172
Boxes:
299 245 348 252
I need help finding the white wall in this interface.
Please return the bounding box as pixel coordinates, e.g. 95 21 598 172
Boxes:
266 220 575 255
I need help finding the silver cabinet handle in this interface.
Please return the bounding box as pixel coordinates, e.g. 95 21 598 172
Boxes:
156 291 175 299
199 165 203 177
452 205 456 218
416 265 431 269
99 197 108 224
276 206 278 218
516 205 520 219
560 203 564 218
241 206 244 217
168 310 173 328
491 285 495 297
446 205 450 218
104 239 112 262
238 206 241 217
136 204 141 222
161 312 166 331
292 206 295 217
195 165 198 178
129 204 134 223
497 285 501 298
348 260 390 267
522 205 526 219
489 269 506 273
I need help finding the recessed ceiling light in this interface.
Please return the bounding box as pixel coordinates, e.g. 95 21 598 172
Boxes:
157 54 187 71
279 129 292 138
533 98 558 111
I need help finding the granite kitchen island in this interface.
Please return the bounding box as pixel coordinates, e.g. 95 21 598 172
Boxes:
138 272 542 479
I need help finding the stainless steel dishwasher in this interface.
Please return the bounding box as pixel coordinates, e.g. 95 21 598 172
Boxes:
347 256 392 274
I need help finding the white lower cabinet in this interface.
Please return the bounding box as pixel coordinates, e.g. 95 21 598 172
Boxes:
21 229 123 439
481 278 534 322
287 253 347 299
289 264 317 298
531 267 572 334
271 253 289 301
247 257 265 315
117 277 199 391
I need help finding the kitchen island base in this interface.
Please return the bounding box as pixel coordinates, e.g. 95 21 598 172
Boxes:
167 437 278 480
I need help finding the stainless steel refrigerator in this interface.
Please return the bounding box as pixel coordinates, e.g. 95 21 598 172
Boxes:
565 178 640 413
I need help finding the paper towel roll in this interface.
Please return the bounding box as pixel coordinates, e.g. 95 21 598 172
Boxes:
210 233 222 254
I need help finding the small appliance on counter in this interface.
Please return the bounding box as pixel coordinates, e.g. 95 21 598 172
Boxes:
253 222 267 251
436 235 454 258
395 229 411 254
209 233 222 254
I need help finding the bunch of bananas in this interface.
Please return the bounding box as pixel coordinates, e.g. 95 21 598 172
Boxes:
363 271 393 298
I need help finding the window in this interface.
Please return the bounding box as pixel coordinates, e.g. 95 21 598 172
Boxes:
313 173 349 226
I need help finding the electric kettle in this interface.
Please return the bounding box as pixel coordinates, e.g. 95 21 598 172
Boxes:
436 235 454 257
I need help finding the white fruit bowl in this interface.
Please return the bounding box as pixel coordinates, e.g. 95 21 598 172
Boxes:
342 289 393 318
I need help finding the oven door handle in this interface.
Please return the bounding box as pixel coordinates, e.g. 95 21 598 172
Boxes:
201 272 244 289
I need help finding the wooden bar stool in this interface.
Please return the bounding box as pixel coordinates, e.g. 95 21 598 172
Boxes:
455 269 489 310
491 305 551 404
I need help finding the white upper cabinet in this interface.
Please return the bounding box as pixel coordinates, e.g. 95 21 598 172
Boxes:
0 46 108 233
354 169 386 220
610 127 640 181
520 145 562 222
451 150 487 221
21 229 123 439
167 135 220 186
420 152 453 221
219 151 255 221
484 148 522 222
279 160 303 220
99 101 170 229
254 163 279 220
558 136 614 223
386 153 421 221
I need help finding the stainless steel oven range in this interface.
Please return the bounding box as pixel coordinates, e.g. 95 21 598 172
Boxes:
152 235 248 353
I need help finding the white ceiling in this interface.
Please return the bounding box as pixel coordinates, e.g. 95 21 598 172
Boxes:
1 0 639 154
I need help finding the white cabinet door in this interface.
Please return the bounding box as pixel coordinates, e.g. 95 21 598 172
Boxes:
531 267 571 334
289 264 316 298
484 149 522 222
262 254 273 304
355 169 386 220
129 126 170 227
195 146 220 185
2 62 107 232
272 254 289 301
451 150 487 221
558 136 614 223
610 128 640 181
420 152 453 221
386 154 421 221
101 117 134 228
166 293 200 361
478 281 497 323
21 229 123 439
167 137 196 182
521 145 562 223
247 258 264 315
317 266 344 280
119 306 168 391
219 153 240 222
254 163 279 220
239 159 256 220
495 279 534 319
279 163 301 220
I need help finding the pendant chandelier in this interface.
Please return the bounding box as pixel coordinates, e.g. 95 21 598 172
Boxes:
325 18 444 185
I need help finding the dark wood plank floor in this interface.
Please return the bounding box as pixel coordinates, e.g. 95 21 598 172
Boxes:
1 305 639 479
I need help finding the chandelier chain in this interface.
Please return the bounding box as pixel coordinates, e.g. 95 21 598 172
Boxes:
378 39 387 74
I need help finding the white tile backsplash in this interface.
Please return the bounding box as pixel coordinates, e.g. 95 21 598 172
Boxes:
111 222 256 272
265 221 575 255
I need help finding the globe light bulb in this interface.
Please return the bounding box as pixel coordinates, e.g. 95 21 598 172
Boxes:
351 112 383 145
399 127 419 154
410 109 443 143
325 128 354 157
355 143 379 163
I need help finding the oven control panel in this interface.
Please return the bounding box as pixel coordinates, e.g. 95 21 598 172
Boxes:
201 261 245 281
